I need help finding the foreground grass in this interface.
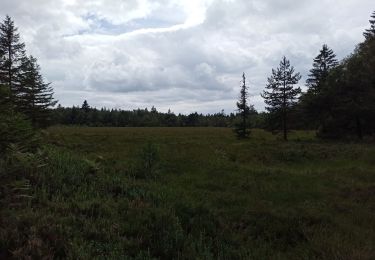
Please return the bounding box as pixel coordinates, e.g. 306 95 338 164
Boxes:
1 127 375 259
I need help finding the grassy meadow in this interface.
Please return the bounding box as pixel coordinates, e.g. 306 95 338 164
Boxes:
1 127 375 259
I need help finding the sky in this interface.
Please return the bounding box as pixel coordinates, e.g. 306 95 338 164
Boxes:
0 0 373 114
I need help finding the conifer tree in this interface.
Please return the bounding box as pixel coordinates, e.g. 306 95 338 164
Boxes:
0 15 26 100
262 57 301 140
363 11 375 40
299 45 338 128
306 44 338 94
81 100 91 125
17 56 57 127
81 100 90 112
234 72 251 138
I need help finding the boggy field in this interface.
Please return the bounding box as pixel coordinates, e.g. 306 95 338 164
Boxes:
3 127 375 259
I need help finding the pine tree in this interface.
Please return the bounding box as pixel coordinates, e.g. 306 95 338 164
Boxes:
234 72 251 138
363 11 375 40
306 44 338 94
17 56 57 127
262 57 301 140
0 15 26 101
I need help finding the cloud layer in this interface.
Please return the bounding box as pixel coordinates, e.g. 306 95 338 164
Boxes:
1 0 373 113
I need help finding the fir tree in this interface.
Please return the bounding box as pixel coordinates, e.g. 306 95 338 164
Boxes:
306 44 338 94
17 56 57 127
262 57 301 140
234 72 251 138
363 11 375 40
0 15 26 101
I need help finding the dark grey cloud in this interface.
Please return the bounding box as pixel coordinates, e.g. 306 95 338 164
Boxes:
0 0 373 113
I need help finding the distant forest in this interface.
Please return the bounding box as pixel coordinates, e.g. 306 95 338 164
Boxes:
52 102 265 128
1 11 375 140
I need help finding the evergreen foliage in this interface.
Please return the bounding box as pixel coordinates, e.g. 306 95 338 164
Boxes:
234 73 251 138
0 15 26 101
0 16 56 129
363 11 375 39
81 100 90 112
262 57 301 140
17 56 57 127
306 44 338 95
299 45 338 128
300 12 375 139
51 103 265 128
0 83 11 111
0 84 38 153
316 37 375 139
0 111 38 154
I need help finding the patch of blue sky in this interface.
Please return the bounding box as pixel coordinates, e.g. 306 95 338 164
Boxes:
79 13 182 35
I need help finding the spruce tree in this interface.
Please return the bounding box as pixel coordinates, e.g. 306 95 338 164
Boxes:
299 45 338 128
0 15 26 100
306 44 338 94
234 72 251 138
81 100 90 125
81 100 90 112
363 11 375 40
17 56 57 127
262 57 301 140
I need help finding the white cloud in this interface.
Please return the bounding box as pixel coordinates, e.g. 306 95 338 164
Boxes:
0 0 373 113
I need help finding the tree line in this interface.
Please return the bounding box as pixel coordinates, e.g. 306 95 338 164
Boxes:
52 102 265 128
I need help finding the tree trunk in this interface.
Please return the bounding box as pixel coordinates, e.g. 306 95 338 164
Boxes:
8 45 12 99
283 108 287 141
282 80 287 141
242 110 246 136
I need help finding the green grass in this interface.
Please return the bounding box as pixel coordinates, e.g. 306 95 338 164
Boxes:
1 127 375 259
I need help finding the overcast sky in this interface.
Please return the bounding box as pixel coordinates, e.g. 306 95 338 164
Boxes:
0 0 373 114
